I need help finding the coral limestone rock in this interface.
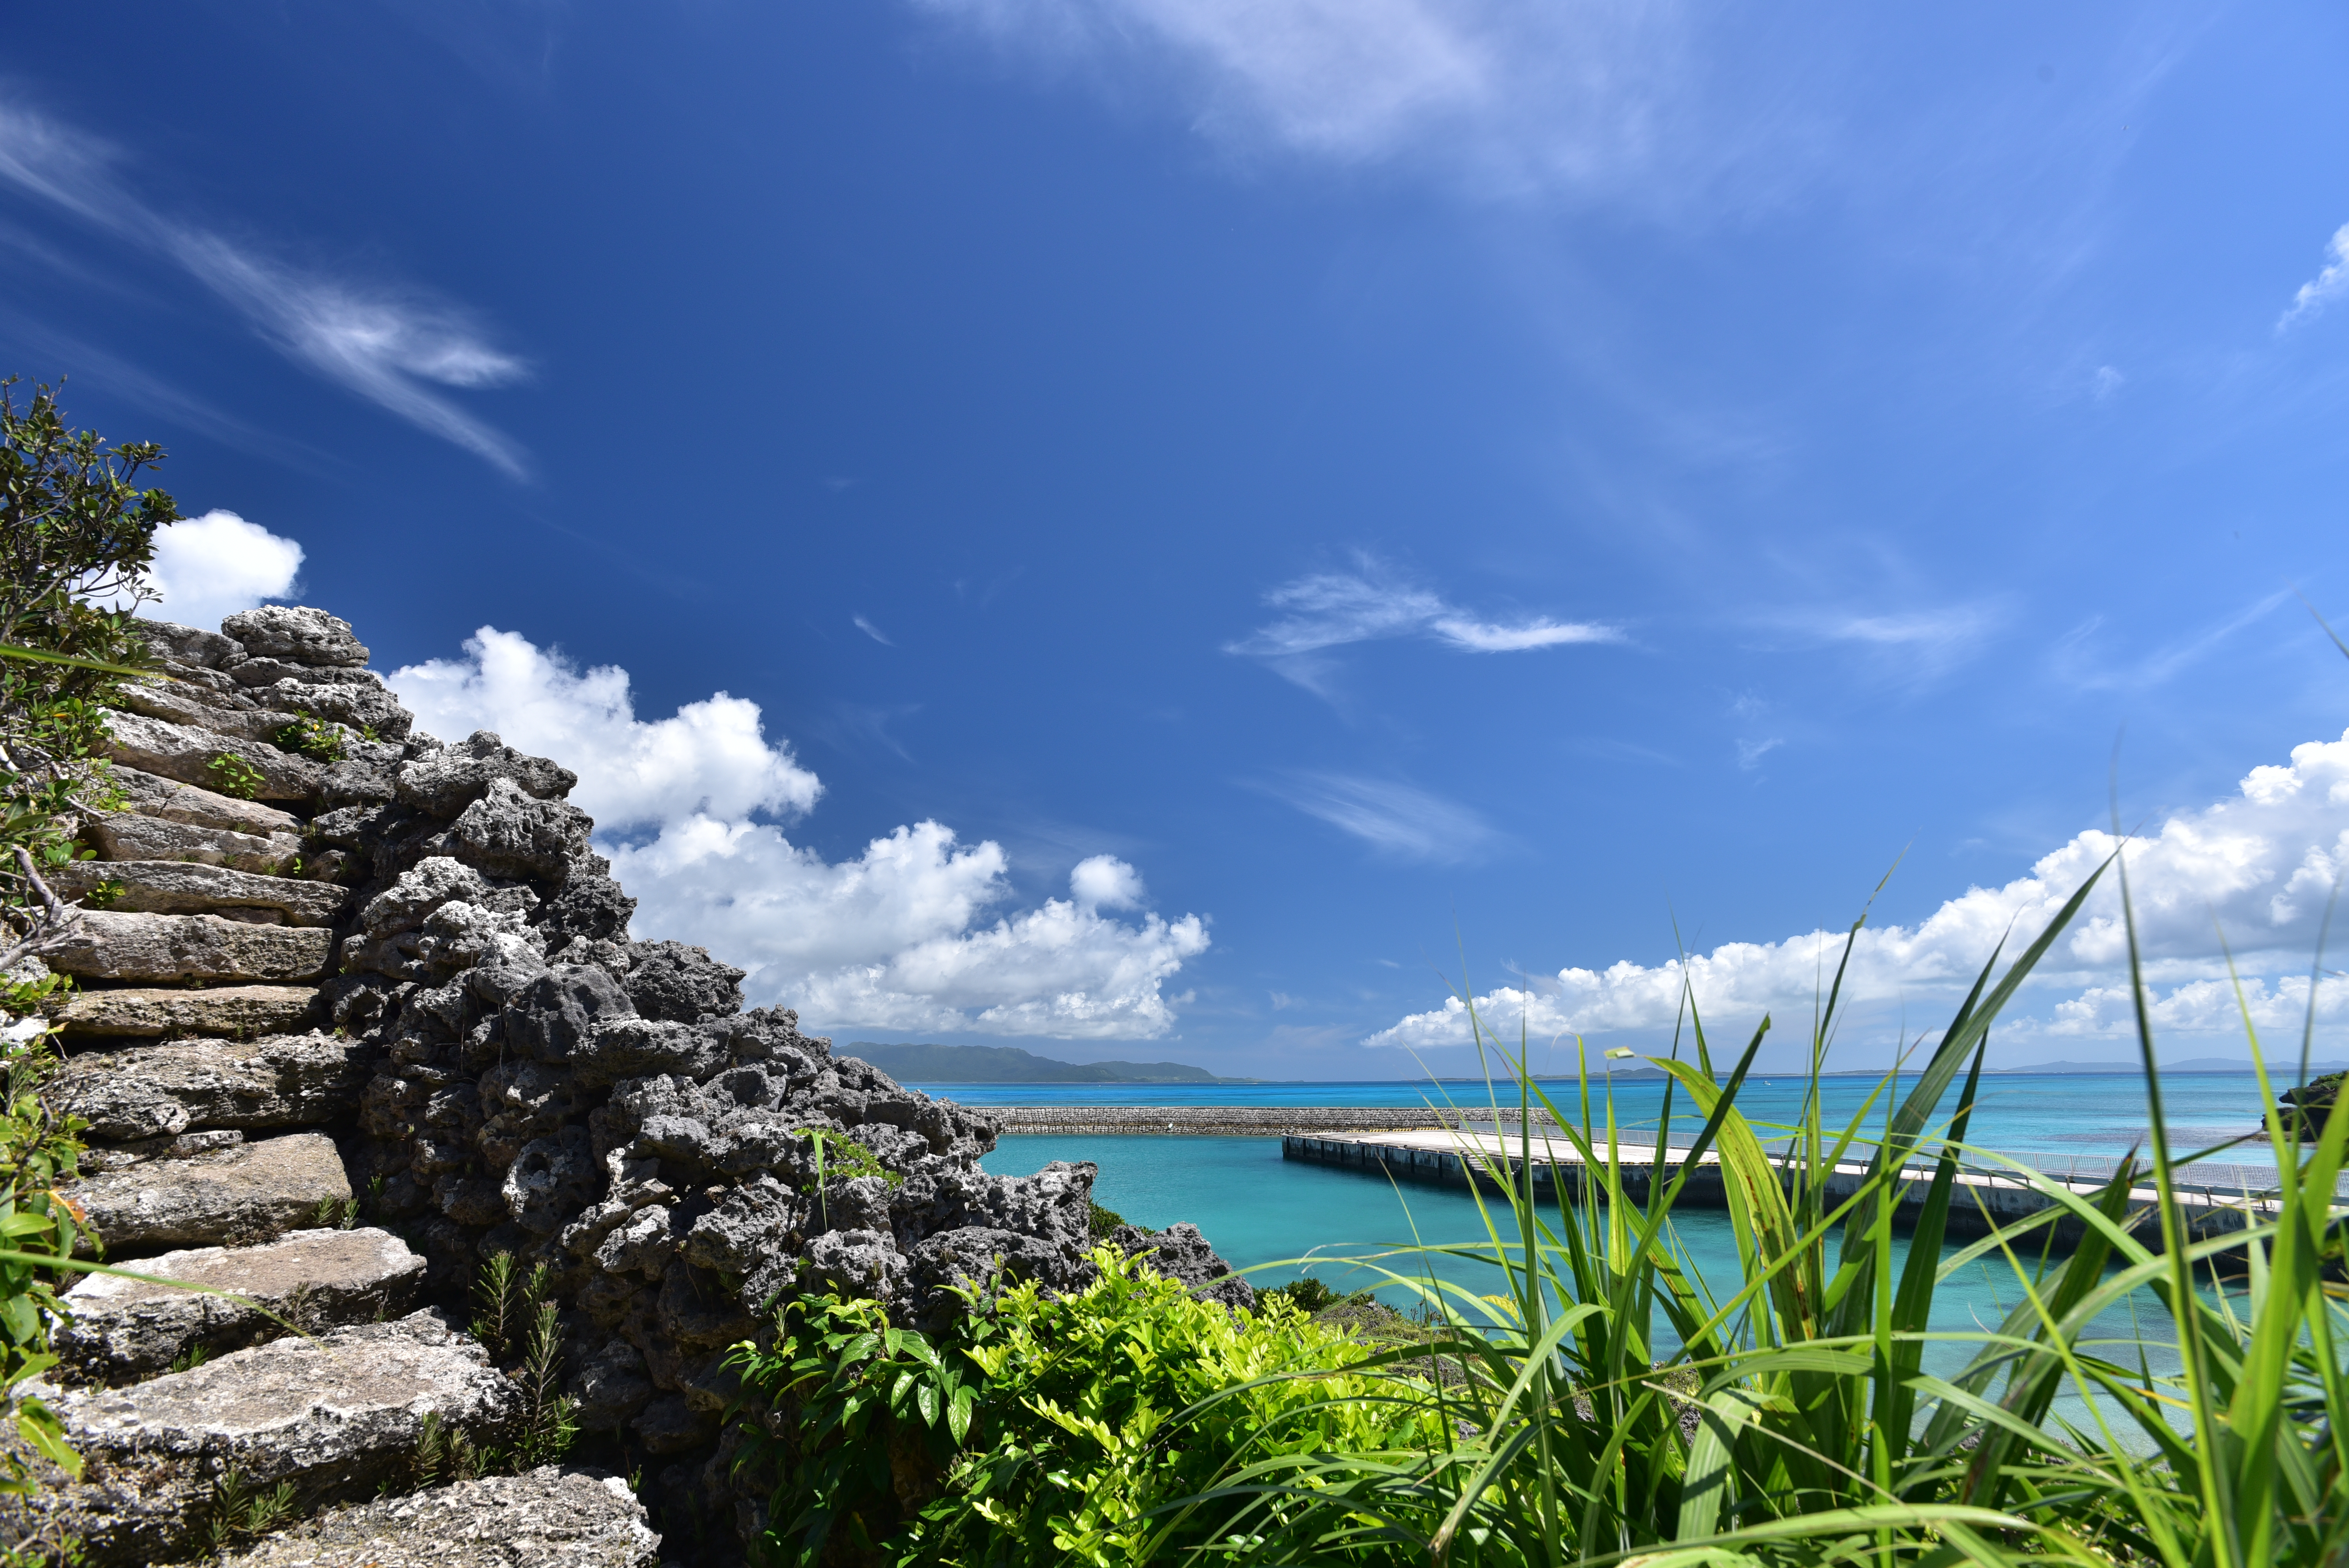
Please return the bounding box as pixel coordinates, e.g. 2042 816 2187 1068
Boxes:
55 1227 426 1382
45 909 335 984
46 859 350 926
216 1466 659 1568
70 1131 352 1254
49 1032 375 1140
12 1312 517 1565
52 983 324 1039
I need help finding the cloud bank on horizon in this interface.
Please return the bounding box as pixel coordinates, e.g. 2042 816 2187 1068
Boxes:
1372 735 2349 1055
390 629 1210 1040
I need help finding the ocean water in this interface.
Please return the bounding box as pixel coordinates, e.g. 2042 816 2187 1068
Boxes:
975 1130 2195 1442
945 1073 2290 1440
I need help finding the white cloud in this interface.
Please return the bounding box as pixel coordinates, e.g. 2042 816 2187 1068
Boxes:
1227 560 1620 691
914 0 1708 203
1757 604 2007 681
387 630 1209 1039
0 103 528 474
853 615 895 646
1371 729 2349 1054
1260 772 1499 863
1734 736 1782 770
2279 222 2349 331
143 510 303 632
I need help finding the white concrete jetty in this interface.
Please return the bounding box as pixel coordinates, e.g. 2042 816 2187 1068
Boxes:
1283 1126 2341 1250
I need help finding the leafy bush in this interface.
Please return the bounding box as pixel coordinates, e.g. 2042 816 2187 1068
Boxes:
1085 1200 1126 1240
269 715 346 765
0 381 171 970
0 987 87 1499
727 1248 1442 1568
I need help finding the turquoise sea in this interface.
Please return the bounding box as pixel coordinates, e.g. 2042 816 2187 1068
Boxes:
942 1073 2302 1436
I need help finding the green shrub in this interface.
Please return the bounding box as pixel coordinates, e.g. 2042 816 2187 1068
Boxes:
269 714 346 765
728 1249 1441 1568
1085 1200 1126 1240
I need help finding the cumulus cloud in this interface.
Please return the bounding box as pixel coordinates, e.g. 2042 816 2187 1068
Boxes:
1371 730 2349 1054
0 103 527 473
142 510 304 632
1259 772 1500 863
2279 222 2349 331
388 630 1209 1039
1228 560 1619 692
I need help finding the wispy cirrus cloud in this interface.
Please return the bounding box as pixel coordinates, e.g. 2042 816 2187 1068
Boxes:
913 0 1736 208
2278 222 2349 331
1752 602 2007 682
1255 772 1501 863
0 102 529 475
1227 559 1620 693
2052 589 2293 694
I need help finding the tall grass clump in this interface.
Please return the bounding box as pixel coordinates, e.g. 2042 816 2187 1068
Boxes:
1157 846 2348 1566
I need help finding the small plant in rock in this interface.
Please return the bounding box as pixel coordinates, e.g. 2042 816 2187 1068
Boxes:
413 1409 445 1490
514 1297 578 1469
201 1465 294 1556
204 752 264 801
167 1342 209 1375
471 1251 518 1363
270 715 344 765
1086 1199 1127 1240
796 1127 901 1233
75 880 122 912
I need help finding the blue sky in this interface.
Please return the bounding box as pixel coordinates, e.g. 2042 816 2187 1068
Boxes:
7 2 2349 1076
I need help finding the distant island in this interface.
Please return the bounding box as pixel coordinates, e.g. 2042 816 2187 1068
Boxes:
1991 1057 2349 1075
843 1042 1234 1083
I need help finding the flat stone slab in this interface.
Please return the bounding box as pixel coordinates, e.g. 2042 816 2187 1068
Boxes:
52 1032 376 1140
106 765 303 837
57 1227 425 1383
101 711 323 802
217 1467 659 1568
113 679 305 746
48 860 349 927
46 911 334 984
83 812 303 875
53 984 324 1039
0 1311 520 1566
68 1131 351 1255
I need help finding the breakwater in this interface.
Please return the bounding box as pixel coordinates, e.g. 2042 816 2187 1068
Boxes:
987 1105 1564 1135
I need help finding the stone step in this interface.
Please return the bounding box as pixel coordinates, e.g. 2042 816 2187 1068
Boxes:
52 1032 374 1141
84 813 305 875
48 859 350 927
1 1311 520 1566
56 1227 426 1383
216 1467 658 1568
46 911 335 984
53 984 324 1039
113 679 310 747
69 1131 352 1255
67 859 348 927
101 711 324 802
105 765 303 837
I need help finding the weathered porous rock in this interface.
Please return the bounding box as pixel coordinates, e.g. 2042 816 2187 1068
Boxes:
137 619 248 672
50 1032 374 1140
625 941 745 1025
223 605 371 667
1108 1221 1258 1311
56 1227 426 1382
77 1128 246 1172
52 984 324 1039
1 1311 518 1566
217 1466 659 1568
46 859 349 926
45 909 334 984
70 1131 351 1254
100 710 324 800
112 678 293 740
395 730 577 816
262 675 415 739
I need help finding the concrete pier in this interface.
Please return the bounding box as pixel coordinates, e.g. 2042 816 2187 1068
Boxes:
987 1105 1565 1136
1281 1127 2331 1250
